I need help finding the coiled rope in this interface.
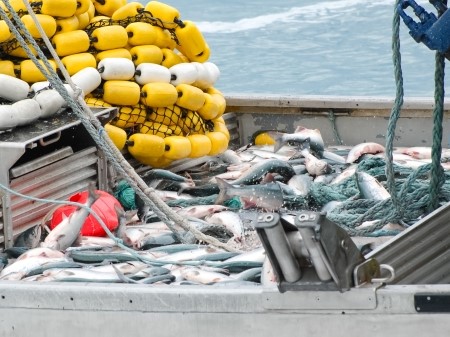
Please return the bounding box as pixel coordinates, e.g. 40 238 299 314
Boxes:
0 0 240 253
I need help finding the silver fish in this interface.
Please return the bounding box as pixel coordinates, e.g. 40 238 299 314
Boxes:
41 183 100 251
175 205 228 219
356 171 390 201
204 211 244 240
301 139 332 176
269 125 325 154
287 175 313 197
180 267 233 284
215 178 284 211
0 256 69 280
346 142 385 163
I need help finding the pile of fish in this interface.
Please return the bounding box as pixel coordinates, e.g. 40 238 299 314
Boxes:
2 125 450 285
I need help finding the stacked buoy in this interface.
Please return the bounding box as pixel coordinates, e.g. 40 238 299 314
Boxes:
0 0 229 168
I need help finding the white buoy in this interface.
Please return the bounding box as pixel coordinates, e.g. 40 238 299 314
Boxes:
12 99 41 126
169 63 198 86
0 74 30 102
191 62 214 89
30 81 50 94
203 62 220 85
134 63 171 85
34 89 67 118
97 57 135 80
0 104 18 131
71 67 102 95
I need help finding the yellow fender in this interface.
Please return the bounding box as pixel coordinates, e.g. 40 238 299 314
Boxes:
75 0 91 15
87 1 96 21
155 27 176 49
160 48 183 68
109 105 147 128
76 12 91 30
133 155 172 168
96 48 132 62
187 134 212 158
144 1 180 25
0 60 15 78
130 45 163 66
38 0 78 18
21 15 57 39
147 105 182 126
207 131 229 156
103 80 141 106
19 59 57 83
61 52 97 75
90 25 129 51
93 0 127 17
163 135 191 160
111 2 144 20
140 82 178 108
139 121 183 138
177 110 205 135
175 84 205 111
175 20 209 62
197 93 219 120
55 16 80 34
0 21 11 43
211 117 230 141
127 133 165 158
104 123 127 150
52 30 90 57
0 0 27 13
126 22 159 46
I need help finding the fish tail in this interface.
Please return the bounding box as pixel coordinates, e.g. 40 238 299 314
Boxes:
87 182 100 206
267 132 285 153
215 178 232 205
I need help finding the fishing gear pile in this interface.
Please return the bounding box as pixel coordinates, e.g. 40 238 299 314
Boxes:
0 0 229 167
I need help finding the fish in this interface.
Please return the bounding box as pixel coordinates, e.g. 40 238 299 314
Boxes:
330 164 357 185
230 158 296 185
301 138 332 176
356 171 391 201
180 267 234 284
215 178 284 211
204 211 245 240
14 225 42 249
269 126 325 154
0 256 69 280
175 205 229 219
41 183 100 251
346 142 385 163
287 175 313 196
16 247 65 261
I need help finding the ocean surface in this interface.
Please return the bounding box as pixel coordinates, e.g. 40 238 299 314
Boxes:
139 0 450 97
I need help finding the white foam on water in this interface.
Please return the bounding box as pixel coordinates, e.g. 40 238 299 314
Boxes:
197 0 396 33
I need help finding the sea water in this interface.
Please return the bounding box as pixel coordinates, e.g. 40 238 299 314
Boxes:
140 0 449 97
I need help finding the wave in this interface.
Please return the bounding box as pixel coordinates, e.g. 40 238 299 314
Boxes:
196 0 397 33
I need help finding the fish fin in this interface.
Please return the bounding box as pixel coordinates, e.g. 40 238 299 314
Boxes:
215 178 232 205
266 131 285 153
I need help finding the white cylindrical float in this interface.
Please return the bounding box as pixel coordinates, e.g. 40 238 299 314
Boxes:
134 63 171 85
0 74 30 102
97 57 135 81
12 99 41 126
0 104 18 131
169 62 198 86
71 67 102 95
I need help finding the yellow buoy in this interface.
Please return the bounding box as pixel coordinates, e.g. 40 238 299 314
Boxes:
52 30 90 56
6 43 37 58
127 133 165 158
103 80 141 106
155 27 176 49
160 48 183 68
61 52 96 75
75 0 91 15
87 1 96 21
140 82 178 108
139 121 182 138
104 123 127 150
187 134 212 158
39 0 78 18
163 135 191 160
210 93 226 118
126 22 158 46
254 132 276 146
55 16 80 34
211 118 230 141
175 20 209 62
130 45 163 66
147 105 182 126
85 97 112 108
0 0 27 13
90 25 128 51
177 110 205 135
0 21 11 43
93 0 127 17
19 59 57 83
133 155 172 168
197 93 219 120
175 84 205 111
144 1 180 25
95 48 132 62
110 105 147 128
207 131 229 156
0 60 15 78
21 14 57 39
111 2 144 20
76 12 91 30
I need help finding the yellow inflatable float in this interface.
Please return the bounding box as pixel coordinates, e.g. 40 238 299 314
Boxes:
0 0 230 168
